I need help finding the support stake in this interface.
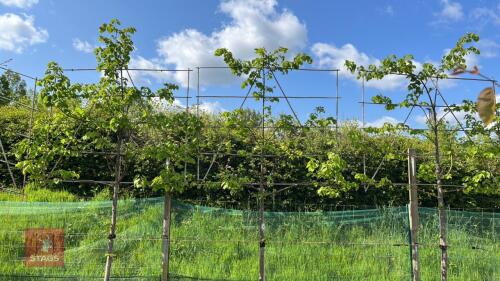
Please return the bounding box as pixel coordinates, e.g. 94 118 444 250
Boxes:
408 148 420 281
161 192 172 281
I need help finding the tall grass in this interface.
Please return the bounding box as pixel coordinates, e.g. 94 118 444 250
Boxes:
0 195 497 281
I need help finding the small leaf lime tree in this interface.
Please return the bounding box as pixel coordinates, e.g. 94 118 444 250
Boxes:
15 19 181 281
345 33 489 281
214 47 312 281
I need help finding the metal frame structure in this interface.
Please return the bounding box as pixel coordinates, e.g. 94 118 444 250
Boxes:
0 63 497 281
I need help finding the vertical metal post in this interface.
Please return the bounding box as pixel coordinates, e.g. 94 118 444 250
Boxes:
196 67 200 182
408 148 420 281
24 78 37 188
362 78 366 177
335 69 339 134
184 70 190 181
0 136 16 188
161 191 172 281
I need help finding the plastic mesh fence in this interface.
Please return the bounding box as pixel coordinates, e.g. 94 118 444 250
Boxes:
0 198 497 281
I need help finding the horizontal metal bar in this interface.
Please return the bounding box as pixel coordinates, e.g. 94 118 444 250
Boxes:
203 125 337 129
62 180 134 185
358 101 462 108
197 66 340 72
361 127 474 132
0 66 37 80
0 159 17 166
391 183 466 188
80 151 125 156
197 95 340 99
199 152 326 158
62 68 192 72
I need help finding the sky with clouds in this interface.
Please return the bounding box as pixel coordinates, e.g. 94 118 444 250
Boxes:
0 0 499 128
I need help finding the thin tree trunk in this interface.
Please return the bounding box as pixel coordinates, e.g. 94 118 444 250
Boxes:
161 192 172 281
103 135 123 281
259 67 266 281
432 109 448 281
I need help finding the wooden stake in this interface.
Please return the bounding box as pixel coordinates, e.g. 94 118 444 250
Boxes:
408 148 420 281
161 192 172 281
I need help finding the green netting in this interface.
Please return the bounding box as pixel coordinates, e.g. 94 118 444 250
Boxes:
0 198 498 281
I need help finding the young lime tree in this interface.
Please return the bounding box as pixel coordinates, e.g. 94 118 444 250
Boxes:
214 47 312 281
344 33 490 281
132 107 200 281
15 19 179 281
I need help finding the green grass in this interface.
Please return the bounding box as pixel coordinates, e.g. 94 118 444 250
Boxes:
0 195 497 281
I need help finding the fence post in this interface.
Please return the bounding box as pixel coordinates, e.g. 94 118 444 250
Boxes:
407 148 420 281
161 192 172 281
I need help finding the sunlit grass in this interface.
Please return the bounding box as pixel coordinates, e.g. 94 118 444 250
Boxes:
0 195 497 281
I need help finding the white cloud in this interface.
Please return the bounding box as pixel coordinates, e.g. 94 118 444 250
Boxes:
471 6 500 26
198 101 226 114
311 42 481 92
138 0 307 87
152 97 225 115
415 106 468 126
415 94 499 127
383 5 394 16
127 56 173 85
72 38 95 53
439 0 464 21
365 116 399 128
0 0 38 8
0 13 48 53
311 42 412 91
477 39 500 58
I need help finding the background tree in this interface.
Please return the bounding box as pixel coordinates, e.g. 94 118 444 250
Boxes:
214 46 312 281
0 70 27 106
15 19 178 281
345 32 496 281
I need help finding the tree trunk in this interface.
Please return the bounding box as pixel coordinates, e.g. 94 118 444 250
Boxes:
161 192 172 281
103 136 123 281
432 110 448 281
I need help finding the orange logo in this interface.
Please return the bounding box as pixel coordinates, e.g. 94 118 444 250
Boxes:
24 229 64 267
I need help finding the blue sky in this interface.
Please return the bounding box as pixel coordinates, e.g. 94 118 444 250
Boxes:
0 0 499 128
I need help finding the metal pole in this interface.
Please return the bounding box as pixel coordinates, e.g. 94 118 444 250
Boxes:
408 148 420 281
335 70 339 134
196 67 200 182
24 78 37 188
362 78 366 177
0 136 16 188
